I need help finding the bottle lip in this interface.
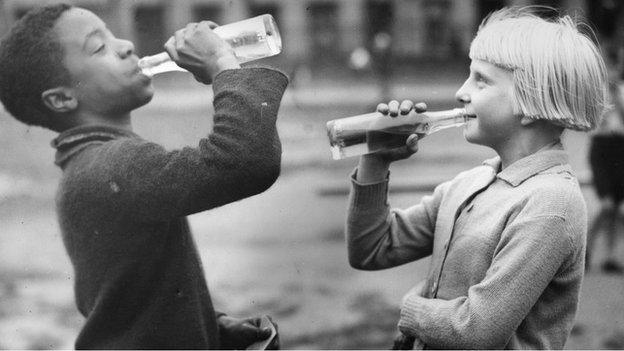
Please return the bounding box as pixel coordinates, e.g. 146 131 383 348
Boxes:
454 107 468 115
262 14 282 53
326 120 340 145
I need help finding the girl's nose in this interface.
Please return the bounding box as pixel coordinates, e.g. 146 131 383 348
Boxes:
455 83 470 104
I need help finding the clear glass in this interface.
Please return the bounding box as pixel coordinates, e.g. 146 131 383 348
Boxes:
326 108 469 160
139 14 282 76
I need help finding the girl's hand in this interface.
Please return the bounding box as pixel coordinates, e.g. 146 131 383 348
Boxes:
369 100 427 163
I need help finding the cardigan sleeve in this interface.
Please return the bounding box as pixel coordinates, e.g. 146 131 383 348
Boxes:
99 67 289 221
397 213 577 349
346 170 449 270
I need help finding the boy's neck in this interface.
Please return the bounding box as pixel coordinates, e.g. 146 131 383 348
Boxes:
70 111 133 132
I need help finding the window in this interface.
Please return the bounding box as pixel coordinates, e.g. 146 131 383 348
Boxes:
308 2 340 66
134 5 166 56
193 4 222 24
248 3 280 25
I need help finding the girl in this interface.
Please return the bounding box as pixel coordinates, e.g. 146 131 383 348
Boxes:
345 7 608 349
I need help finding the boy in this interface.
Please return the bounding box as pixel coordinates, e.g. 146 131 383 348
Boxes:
0 4 287 349
346 8 608 349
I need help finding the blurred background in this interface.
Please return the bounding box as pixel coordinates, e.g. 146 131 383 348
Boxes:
0 0 623 349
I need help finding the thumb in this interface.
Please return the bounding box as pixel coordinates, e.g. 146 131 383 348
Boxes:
406 134 419 153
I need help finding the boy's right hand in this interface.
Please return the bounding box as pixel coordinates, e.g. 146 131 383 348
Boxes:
164 21 240 84
369 100 427 163
218 315 279 350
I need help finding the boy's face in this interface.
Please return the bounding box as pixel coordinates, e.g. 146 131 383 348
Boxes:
455 59 519 149
54 8 153 116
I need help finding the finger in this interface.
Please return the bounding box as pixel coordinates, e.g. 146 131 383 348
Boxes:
399 100 414 115
267 334 280 350
163 37 179 61
256 325 272 340
248 317 263 328
406 134 419 153
183 22 199 42
266 316 278 333
185 22 199 31
388 100 400 117
376 103 389 114
414 102 428 113
202 20 219 29
174 28 186 51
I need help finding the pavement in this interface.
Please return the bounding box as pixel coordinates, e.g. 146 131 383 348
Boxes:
142 76 624 349
147 78 463 110
1 74 622 349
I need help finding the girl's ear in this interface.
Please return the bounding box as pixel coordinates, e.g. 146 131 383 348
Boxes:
41 86 78 113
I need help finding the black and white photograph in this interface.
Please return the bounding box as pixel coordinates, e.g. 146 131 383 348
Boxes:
0 0 623 349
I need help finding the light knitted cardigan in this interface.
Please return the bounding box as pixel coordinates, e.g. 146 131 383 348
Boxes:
347 144 586 349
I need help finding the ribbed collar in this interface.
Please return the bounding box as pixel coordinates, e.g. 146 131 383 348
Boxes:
51 124 138 167
482 141 570 187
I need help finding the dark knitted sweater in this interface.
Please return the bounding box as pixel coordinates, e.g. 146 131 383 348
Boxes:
52 68 288 349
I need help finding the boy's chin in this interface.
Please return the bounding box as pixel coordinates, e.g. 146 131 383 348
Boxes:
139 91 154 106
130 88 154 109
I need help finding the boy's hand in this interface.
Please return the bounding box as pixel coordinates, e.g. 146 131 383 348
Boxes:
164 21 240 84
218 315 279 350
369 100 427 163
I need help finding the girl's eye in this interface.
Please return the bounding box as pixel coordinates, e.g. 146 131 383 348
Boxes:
475 75 487 88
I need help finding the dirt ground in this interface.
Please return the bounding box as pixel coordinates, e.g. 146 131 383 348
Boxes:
0 78 623 349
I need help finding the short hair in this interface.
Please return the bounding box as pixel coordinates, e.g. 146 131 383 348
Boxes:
469 7 609 131
0 3 73 131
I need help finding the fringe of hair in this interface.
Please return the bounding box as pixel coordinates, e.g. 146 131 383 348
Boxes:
469 7 609 131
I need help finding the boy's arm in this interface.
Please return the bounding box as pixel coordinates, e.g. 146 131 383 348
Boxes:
105 67 288 221
397 213 579 349
346 170 448 270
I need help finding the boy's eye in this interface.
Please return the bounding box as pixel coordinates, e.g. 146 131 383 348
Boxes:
93 44 105 54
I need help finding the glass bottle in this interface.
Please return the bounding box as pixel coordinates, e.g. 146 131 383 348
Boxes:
326 108 471 160
139 14 282 77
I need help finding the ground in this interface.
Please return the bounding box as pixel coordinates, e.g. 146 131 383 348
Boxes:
0 73 623 349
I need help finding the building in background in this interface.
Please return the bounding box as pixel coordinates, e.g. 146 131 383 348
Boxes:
0 0 618 76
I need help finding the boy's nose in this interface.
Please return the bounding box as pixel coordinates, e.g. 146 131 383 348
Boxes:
117 39 135 58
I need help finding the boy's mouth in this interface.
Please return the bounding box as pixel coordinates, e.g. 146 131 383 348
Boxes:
133 66 150 78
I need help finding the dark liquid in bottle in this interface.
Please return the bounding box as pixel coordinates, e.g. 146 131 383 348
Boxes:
366 130 412 153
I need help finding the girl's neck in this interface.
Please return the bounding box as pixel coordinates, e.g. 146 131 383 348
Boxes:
496 135 560 170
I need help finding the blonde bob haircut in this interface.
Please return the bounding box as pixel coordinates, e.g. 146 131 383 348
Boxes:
469 7 609 131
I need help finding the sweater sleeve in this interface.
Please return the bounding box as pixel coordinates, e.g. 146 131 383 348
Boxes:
397 213 577 349
346 169 448 270
101 67 288 221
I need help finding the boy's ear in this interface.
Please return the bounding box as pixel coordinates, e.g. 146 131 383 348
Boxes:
41 87 78 113
520 115 536 126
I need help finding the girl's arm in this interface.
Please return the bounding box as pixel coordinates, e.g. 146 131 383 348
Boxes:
346 173 448 270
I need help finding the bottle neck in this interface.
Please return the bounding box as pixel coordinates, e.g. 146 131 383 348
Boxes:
422 108 469 135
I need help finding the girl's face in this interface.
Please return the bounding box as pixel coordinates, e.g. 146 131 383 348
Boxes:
455 59 520 150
